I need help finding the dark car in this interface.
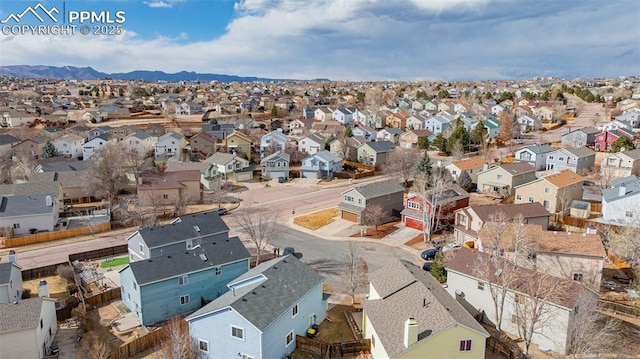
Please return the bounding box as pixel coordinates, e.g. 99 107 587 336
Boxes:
422 261 433 272
421 248 438 260
278 177 287 183
601 281 616 291
214 207 227 215
283 247 295 256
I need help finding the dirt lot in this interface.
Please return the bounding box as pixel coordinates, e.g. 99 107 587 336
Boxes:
294 207 339 230
469 192 502 206
23 275 68 299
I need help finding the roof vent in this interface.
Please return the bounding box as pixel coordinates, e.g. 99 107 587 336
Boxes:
199 254 208 261
193 225 200 232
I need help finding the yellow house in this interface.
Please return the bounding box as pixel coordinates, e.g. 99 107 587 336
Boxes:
513 169 583 213
362 261 489 359
224 131 252 157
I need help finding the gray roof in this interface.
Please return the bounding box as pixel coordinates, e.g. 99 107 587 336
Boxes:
0 181 60 196
313 150 342 163
136 210 230 249
382 128 404 136
0 134 20 146
361 140 395 153
306 133 326 145
29 171 84 188
37 159 85 172
520 144 555 155
363 261 489 358
205 152 238 165
560 146 595 158
0 194 57 217
353 179 405 200
128 236 249 286
261 151 290 164
616 148 640 160
0 297 54 334
578 126 600 135
0 262 21 285
187 255 324 331
602 176 640 202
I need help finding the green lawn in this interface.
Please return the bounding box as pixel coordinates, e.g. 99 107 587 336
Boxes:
100 256 130 268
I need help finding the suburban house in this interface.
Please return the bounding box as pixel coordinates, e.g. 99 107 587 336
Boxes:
338 179 405 223
81 134 112 161
202 123 236 142
330 135 367 161
298 133 326 155
452 203 551 246
561 127 599 148
601 175 640 224
398 129 432 149
363 261 489 359
400 185 469 231
28 171 91 207
204 152 253 182
406 113 428 130
351 125 378 141
356 141 395 166
87 126 112 140
52 133 85 158
513 145 555 170
476 224 606 286
386 112 407 129
189 132 218 157
332 107 355 125
126 210 230 262
186 255 327 359
260 130 289 158
424 114 453 135
377 128 404 144
300 150 342 179
445 248 598 355
600 148 640 179
137 169 202 206
445 156 486 185
0 296 58 359
545 147 595 173
514 169 584 213
260 151 290 180
155 132 187 160
0 261 22 303
516 115 541 131
482 117 502 139
224 131 253 157
594 129 634 152
164 161 222 192
121 131 158 157
476 162 537 198
0 134 20 155
120 237 250 326
0 194 59 236
314 107 333 121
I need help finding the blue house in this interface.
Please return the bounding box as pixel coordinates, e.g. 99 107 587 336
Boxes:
126 210 230 262
119 237 250 326
300 150 343 179
186 255 327 359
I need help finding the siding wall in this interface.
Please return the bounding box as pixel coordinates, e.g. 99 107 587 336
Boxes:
190 308 262 359
0 329 38 359
398 326 486 359
0 213 57 236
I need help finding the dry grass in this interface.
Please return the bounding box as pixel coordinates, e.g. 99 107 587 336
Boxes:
294 208 339 230
468 192 501 206
350 222 399 239
23 275 68 300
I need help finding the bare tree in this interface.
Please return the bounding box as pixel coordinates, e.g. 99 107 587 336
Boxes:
209 182 229 208
451 139 465 160
123 148 150 185
567 295 626 355
76 333 110 359
234 204 282 265
156 316 202 359
83 143 129 211
603 217 640 274
10 152 38 182
174 188 191 217
412 168 454 243
384 147 420 187
361 204 387 232
342 241 368 305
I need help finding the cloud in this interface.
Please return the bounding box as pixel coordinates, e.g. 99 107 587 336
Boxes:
143 1 184 9
1 0 638 80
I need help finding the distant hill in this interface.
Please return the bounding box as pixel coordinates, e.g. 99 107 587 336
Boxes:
0 65 330 82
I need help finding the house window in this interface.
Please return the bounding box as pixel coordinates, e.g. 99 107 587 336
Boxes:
549 155 554 160
344 195 354 202
12 223 20 229
292 304 299 317
139 244 144 254
497 174 502 180
511 314 522 324
231 326 245 340
543 200 550 210
528 196 534 203
574 305 580 315
163 194 169 199
40 319 43 329
133 283 137 290
626 211 633 218
408 201 420 210
179 275 188 285
127 293 131 301
559 157 564 161
198 339 209 353
544 187 551 193
573 273 583 282
371 335 376 348
180 295 190 305
516 194 522 201
459 339 472 351
286 330 294 346
452 170 457 175
514 293 525 304
186 239 193 249
477 281 484 290
214 267 222 275
459 214 467 224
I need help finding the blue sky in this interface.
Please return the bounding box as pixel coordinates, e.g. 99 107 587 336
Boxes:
0 0 638 81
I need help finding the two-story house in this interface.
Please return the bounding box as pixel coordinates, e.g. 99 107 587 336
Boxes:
224 131 253 157
513 144 555 170
298 133 326 155
482 117 502 139
445 156 486 185
601 175 640 224
260 130 289 158
351 125 378 141
189 132 218 157
137 169 202 206
300 150 342 179
424 114 453 135
476 162 537 198
52 133 85 159
155 132 187 160
594 129 634 152
363 261 489 359
516 115 541 131
376 128 404 144
600 148 640 179
0 297 58 359
0 193 59 236
329 135 367 161
545 147 595 173
260 151 290 180
514 169 584 214
339 179 405 223
561 127 599 148
400 185 469 231
332 108 355 125
0 261 22 303
398 129 432 149
186 255 327 359
204 152 253 182
356 141 395 166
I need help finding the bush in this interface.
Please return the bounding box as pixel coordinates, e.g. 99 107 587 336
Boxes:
56 265 75 282
21 288 31 299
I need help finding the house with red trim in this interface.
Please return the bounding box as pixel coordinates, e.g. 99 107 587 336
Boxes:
401 184 469 231
594 129 634 152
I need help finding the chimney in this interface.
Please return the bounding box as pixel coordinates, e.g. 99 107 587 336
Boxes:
482 163 489 172
618 183 627 197
403 318 418 348
7 250 16 264
566 126 571 134
45 195 53 207
38 280 50 298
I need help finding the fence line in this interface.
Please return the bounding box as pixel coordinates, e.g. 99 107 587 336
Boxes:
296 335 370 358
597 299 640 319
85 288 122 308
487 336 522 359
4 222 111 248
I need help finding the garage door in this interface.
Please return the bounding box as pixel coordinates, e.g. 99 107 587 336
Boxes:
403 216 424 231
235 172 253 182
341 211 358 222
302 171 318 179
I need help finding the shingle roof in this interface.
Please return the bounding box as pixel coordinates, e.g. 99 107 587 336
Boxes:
187 255 324 331
616 148 640 160
498 162 536 175
128 236 249 286
0 262 21 285
0 134 20 146
36 160 84 172
0 297 54 334
520 144 555 155
602 176 640 202
353 179 405 200
468 202 551 222
314 150 341 163
363 261 488 358
361 140 395 153
135 210 229 249
29 171 85 188
562 146 595 158
451 156 485 170
205 152 237 165
543 169 583 188
0 194 57 217
137 170 200 190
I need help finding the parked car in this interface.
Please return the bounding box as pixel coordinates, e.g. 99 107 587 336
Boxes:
421 248 438 260
214 207 228 215
422 261 433 272
601 281 616 291
283 247 295 256
278 177 287 183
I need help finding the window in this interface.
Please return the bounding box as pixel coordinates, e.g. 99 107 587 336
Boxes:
179 275 188 285
548 155 554 160
459 214 467 225
626 211 633 218
127 293 131 300
558 156 564 161
459 339 472 351
408 201 420 210
133 282 137 290
180 295 190 305
477 281 484 290
516 194 522 201
514 293 525 304
139 244 144 254
286 330 294 346
186 239 193 249
198 339 209 353
544 187 551 193
40 319 43 329
573 273 583 282
497 174 503 180
452 170 457 175
511 314 523 324
163 194 169 199
344 195 354 202
543 200 550 210
214 267 222 275
231 326 244 340
292 304 299 317
371 335 376 348
528 196 534 203
12 223 20 229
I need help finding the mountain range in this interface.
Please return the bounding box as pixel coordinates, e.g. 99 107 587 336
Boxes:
0 65 329 82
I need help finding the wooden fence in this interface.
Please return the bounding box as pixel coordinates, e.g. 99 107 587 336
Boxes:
22 263 61 280
296 336 327 357
69 244 128 262
487 336 523 359
296 336 370 358
342 160 381 172
334 170 376 180
4 222 111 248
107 319 189 359
597 299 640 319
85 288 122 308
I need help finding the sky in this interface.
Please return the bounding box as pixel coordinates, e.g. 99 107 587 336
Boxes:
0 0 638 81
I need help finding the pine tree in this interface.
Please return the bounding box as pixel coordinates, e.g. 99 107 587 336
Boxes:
415 150 432 178
41 140 58 158
458 170 473 191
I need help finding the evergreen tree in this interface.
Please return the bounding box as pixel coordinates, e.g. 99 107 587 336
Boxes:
446 118 470 154
415 150 433 178
429 253 447 283
611 136 635 153
471 122 488 145
41 140 58 158
344 126 353 138
458 170 473 191
432 133 448 153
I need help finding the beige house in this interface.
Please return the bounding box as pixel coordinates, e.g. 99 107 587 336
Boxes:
600 148 640 180
445 156 486 184
356 141 395 166
224 131 252 157
137 169 202 206
476 162 537 197
514 169 584 214
338 179 404 223
398 129 432 149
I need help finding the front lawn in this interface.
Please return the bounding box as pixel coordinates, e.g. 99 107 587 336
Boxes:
294 208 338 230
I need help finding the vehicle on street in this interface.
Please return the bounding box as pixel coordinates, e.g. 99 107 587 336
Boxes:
421 248 438 260
422 261 433 271
601 281 616 291
214 207 228 215
283 247 295 256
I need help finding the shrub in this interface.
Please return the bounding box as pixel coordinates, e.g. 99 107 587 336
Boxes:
56 265 75 282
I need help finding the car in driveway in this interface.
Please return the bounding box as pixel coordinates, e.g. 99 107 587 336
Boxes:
601 281 616 291
422 261 433 272
421 248 438 260
214 207 227 215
